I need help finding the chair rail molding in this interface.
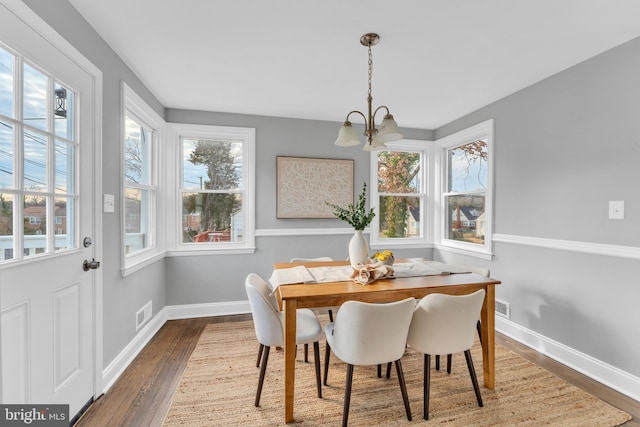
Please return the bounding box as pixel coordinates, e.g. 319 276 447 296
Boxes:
492 233 640 260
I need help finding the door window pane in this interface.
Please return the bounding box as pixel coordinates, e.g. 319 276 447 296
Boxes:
54 82 74 140
0 120 13 188
55 140 73 193
23 62 47 131
23 129 47 192
23 194 46 256
54 197 72 250
0 47 14 118
0 193 13 261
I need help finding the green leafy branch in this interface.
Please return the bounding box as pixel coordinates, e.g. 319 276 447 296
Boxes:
326 182 375 231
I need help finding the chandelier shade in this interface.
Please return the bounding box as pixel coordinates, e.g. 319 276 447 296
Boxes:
334 33 403 150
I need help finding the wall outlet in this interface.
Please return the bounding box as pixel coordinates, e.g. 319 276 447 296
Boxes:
136 300 153 331
608 201 624 219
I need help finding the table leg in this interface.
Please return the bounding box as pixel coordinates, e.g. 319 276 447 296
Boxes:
284 299 297 423
480 284 495 389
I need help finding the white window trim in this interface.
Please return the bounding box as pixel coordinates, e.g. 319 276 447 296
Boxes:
435 119 494 259
121 83 165 276
369 139 432 250
167 123 255 255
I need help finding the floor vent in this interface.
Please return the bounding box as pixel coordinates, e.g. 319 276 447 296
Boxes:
136 300 153 331
495 299 510 319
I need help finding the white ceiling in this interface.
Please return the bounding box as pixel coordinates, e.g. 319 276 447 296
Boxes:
68 0 640 129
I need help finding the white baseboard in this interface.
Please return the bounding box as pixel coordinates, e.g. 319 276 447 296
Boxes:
496 317 640 402
101 309 168 394
164 300 250 320
100 301 250 394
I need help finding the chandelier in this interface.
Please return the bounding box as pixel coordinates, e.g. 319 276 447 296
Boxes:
334 33 403 151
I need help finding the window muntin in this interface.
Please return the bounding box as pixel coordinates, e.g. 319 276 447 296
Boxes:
0 44 78 263
181 138 244 244
123 113 155 255
370 140 428 248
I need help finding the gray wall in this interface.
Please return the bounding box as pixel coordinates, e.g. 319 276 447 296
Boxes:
24 0 167 366
435 37 640 377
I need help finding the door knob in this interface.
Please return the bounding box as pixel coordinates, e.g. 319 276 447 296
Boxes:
83 258 101 271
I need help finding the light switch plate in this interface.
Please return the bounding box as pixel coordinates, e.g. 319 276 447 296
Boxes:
608 201 624 219
104 194 115 213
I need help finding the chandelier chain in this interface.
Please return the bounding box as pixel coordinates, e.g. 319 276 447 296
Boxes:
367 44 373 99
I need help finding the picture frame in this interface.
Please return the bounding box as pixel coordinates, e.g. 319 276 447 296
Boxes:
276 156 354 219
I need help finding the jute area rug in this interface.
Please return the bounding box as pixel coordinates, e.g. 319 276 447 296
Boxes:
163 320 631 426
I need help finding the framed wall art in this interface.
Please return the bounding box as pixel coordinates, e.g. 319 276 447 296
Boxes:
276 156 354 218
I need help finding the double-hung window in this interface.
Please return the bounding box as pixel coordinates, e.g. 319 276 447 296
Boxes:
370 139 429 248
437 119 493 257
122 83 163 274
172 123 255 254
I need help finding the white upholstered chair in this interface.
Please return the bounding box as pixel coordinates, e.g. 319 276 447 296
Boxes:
407 290 486 420
324 298 415 426
245 273 323 406
436 265 490 373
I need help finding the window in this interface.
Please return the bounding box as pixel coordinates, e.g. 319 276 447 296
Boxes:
370 139 429 248
122 83 164 274
1 43 77 262
437 119 493 257
172 123 255 254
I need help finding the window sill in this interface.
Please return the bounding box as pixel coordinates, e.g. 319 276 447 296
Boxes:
166 246 256 257
121 251 165 277
434 242 493 260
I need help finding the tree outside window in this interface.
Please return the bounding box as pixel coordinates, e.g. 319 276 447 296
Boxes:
181 139 243 243
376 150 423 239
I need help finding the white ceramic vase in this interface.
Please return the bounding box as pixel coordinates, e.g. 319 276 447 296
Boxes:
348 230 369 267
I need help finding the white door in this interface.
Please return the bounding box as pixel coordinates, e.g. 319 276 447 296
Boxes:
0 2 99 418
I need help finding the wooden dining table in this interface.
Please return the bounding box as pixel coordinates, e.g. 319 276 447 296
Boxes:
273 260 502 423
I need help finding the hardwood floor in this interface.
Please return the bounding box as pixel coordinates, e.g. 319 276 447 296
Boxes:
74 314 640 426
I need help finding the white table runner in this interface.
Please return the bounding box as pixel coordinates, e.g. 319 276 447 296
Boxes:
269 260 471 289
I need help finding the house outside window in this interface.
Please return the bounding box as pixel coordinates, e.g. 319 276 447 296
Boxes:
370 139 429 249
171 123 255 254
121 83 164 275
437 119 493 257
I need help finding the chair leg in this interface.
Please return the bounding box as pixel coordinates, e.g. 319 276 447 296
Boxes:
328 309 334 322
313 341 322 398
256 344 263 368
323 342 331 386
342 364 354 427
395 359 412 421
305 343 309 363
464 349 483 407
435 354 440 370
424 354 431 420
255 346 270 407
446 354 452 374
377 364 382 378
386 361 392 379
476 320 483 346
